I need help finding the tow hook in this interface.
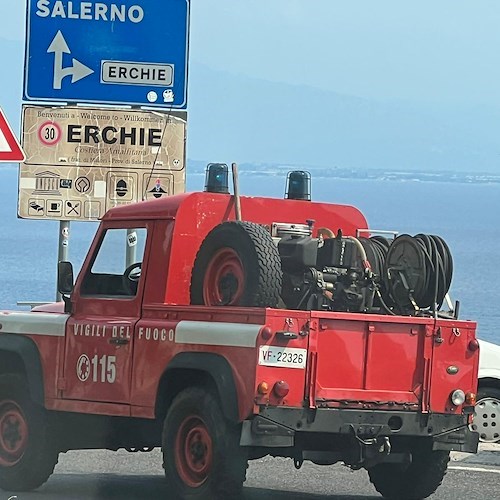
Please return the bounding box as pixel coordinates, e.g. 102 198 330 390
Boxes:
350 432 392 469
293 456 304 470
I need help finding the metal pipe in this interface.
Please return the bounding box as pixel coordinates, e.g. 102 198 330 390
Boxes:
346 235 375 281
232 162 242 221
56 221 70 301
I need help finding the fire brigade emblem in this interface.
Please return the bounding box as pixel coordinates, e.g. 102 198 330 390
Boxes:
77 354 91 382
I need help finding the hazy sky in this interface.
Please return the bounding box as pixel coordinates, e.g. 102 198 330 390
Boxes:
3 1 500 106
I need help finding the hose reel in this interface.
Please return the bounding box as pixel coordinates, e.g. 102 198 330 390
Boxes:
385 234 453 315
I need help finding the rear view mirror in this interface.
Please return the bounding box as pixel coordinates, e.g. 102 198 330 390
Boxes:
58 261 74 295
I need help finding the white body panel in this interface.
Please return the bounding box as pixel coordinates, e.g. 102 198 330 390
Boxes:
479 339 500 381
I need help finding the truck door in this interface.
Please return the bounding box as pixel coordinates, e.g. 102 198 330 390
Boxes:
62 224 149 405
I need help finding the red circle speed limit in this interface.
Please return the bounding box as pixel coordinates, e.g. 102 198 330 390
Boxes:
38 121 62 146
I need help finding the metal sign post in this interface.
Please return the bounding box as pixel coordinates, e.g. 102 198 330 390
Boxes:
56 221 70 301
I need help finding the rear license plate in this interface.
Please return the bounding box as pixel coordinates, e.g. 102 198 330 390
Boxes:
258 346 307 369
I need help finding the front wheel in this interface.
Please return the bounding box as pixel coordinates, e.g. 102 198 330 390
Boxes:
0 374 59 492
162 387 247 500
368 443 449 499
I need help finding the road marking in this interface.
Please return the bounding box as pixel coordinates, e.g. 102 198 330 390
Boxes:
449 465 500 474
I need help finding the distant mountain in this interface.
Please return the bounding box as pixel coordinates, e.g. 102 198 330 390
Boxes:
2 35 500 173
187 64 500 172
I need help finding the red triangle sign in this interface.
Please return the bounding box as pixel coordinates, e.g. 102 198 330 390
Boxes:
0 108 25 162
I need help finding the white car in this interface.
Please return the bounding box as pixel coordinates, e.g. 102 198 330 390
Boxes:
474 340 500 442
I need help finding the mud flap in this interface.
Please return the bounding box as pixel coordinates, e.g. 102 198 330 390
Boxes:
433 428 479 453
240 417 294 447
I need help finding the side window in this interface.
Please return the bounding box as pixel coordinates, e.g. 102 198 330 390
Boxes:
80 228 147 297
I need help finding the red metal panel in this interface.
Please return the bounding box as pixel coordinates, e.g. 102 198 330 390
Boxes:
27 336 64 401
45 398 130 417
254 313 310 408
364 322 425 393
63 316 136 403
429 323 479 413
132 308 267 421
312 314 434 407
131 405 155 418
142 221 174 306
315 319 366 391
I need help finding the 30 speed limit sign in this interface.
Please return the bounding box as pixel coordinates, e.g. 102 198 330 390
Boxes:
38 121 62 146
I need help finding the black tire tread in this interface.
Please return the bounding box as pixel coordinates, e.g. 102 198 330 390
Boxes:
190 221 282 307
162 387 247 500
241 221 282 307
477 385 500 400
368 445 449 499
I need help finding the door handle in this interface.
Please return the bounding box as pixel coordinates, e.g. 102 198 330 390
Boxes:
109 338 130 345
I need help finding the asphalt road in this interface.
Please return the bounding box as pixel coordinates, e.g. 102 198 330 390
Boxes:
2 445 500 500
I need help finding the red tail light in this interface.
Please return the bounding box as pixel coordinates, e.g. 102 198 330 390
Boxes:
465 392 477 406
273 380 290 398
468 339 479 351
260 326 273 340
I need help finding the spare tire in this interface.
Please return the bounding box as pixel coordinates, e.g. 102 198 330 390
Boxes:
190 221 282 307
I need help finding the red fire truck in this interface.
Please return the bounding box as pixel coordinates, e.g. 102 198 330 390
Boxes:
0 168 479 499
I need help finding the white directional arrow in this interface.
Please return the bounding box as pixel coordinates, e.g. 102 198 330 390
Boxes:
47 31 94 90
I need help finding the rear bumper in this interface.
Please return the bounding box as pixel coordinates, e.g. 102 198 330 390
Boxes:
241 407 479 453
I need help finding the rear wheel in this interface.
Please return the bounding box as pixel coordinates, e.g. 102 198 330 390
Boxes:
162 387 247 499
368 443 449 499
190 221 282 307
0 374 58 492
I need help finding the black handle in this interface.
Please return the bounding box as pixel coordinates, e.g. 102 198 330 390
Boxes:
109 338 129 345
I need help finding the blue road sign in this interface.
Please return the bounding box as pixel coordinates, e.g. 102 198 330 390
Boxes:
24 0 190 109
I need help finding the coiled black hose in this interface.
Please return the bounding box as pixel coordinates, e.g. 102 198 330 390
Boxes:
359 236 391 304
385 234 453 314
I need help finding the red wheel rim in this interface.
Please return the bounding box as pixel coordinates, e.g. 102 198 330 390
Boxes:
175 415 213 488
203 248 245 306
0 400 29 466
